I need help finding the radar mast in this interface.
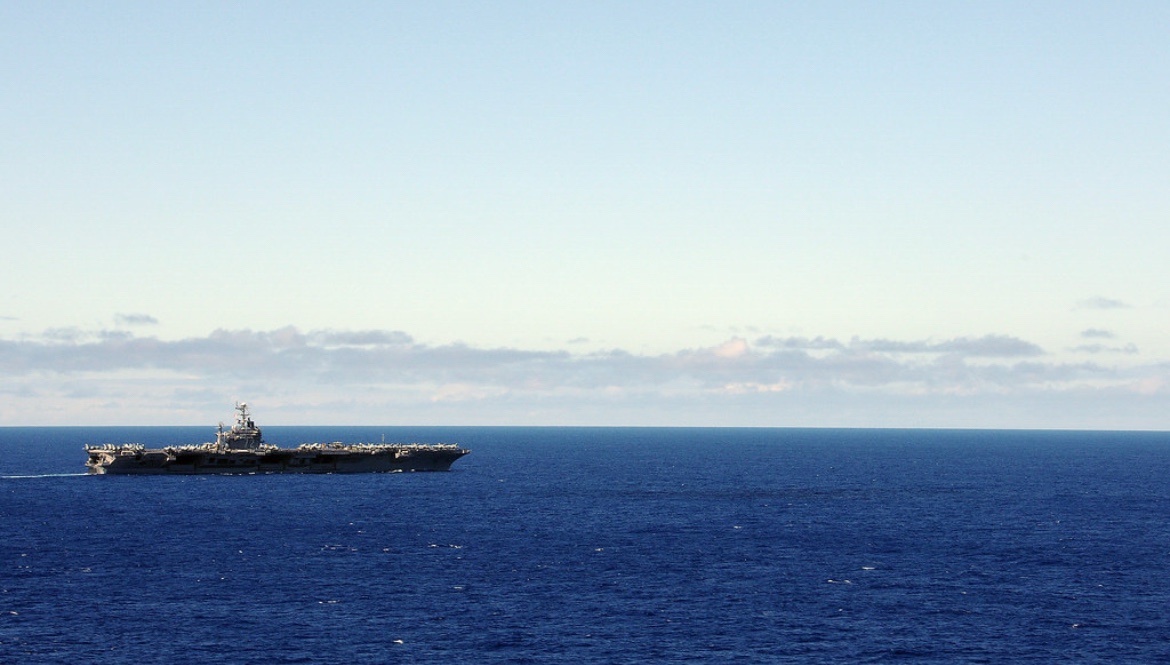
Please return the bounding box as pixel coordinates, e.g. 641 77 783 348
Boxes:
215 401 264 449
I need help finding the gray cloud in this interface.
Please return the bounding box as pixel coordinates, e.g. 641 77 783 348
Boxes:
308 329 414 347
1081 328 1116 339
1072 343 1139 355
757 334 1042 358
115 313 160 326
1079 297 1131 310
756 336 845 351
859 335 1044 357
0 327 1130 396
3 327 1168 428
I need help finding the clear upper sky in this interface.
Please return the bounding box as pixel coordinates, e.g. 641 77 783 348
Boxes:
2 2 1168 427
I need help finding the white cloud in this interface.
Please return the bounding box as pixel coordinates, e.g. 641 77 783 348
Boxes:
711 338 750 359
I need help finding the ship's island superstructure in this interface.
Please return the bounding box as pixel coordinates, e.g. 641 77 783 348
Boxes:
85 403 470 475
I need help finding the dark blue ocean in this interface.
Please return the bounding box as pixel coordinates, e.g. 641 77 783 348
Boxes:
2 427 1170 664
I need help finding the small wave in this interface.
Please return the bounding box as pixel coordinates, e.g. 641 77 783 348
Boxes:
2 472 89 479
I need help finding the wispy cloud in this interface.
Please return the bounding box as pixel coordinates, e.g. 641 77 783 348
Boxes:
308 329 413 347
755 336 845 351
114 313 159 326
1071 329 1138 355
1078 297 1132 310
757 334 1043 358
1072 343 1139 355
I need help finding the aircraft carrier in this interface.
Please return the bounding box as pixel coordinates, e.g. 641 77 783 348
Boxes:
85 402 470 475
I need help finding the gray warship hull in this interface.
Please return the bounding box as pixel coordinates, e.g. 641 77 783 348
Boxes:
86 443 469 475
85 402 470 475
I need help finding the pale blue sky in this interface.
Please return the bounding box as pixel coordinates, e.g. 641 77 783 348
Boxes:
2 2 1168 427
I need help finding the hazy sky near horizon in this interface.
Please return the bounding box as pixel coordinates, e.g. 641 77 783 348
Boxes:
2 2 1168 427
